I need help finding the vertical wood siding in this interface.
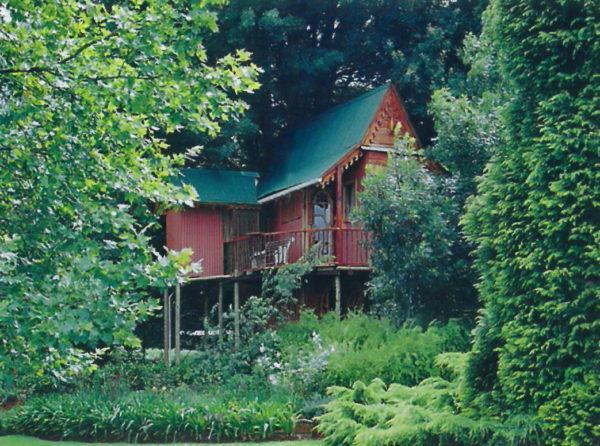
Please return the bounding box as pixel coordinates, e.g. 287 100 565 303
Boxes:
166 208 224 277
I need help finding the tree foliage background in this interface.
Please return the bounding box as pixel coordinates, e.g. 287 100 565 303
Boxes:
176 0 487 168
0 0 258 395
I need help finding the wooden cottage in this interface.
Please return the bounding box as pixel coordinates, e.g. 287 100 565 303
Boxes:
165 84 419 332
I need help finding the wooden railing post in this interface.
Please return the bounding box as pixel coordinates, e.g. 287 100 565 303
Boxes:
336 166 344 260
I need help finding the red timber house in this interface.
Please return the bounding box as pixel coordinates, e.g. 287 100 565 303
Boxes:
164 84 419 348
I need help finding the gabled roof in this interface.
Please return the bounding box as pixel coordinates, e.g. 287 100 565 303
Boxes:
257 84 391 200
180 168 258 205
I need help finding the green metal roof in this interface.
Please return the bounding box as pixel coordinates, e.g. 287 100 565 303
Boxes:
180 168 259 205
257 84 390 199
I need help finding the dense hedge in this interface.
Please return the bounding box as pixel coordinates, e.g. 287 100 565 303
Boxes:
0 387 295 443
462 0 600 444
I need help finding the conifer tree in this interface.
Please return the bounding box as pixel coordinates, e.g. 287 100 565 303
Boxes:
463 1 599 444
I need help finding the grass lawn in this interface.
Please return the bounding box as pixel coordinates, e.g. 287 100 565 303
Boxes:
0 437 322 446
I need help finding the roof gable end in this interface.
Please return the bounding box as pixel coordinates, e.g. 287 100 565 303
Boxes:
258 84 419 200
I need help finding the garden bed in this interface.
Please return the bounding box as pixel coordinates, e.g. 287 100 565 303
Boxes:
0 436 322 446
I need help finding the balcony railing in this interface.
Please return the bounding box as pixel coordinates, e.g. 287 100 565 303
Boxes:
224 228 372 275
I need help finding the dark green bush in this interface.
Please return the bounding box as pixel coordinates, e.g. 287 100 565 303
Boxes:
93 346 253 391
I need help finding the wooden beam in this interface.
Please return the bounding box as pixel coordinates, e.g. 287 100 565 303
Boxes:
218 281 223 344
163 289 171 366
335 164 344 261
234 278 240 349
175 283 181 365
335 271 341 318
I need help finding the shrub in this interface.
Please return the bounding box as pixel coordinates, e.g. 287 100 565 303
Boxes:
0 386 296 442
278 312 471 391
356 137 469 324
317 353 544 446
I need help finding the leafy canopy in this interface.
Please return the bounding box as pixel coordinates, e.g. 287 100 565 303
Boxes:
0 0 259 397
356 136 468 324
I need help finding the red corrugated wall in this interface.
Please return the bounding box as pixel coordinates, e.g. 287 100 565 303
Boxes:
166 208 224 278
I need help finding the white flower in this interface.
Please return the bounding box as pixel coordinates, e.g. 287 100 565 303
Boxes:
0 6 11 23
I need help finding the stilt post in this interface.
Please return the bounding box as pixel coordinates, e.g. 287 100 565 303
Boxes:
335 271 342 318
234 276 240 349
175 283 181 365
163 289 171 366
203 290 209 345
218 281 224 344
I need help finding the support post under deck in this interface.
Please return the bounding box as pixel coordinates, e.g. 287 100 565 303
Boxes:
218 281 224 344
234 277 240 349
163 289 171 366
335 271 341 318
175 283 181 365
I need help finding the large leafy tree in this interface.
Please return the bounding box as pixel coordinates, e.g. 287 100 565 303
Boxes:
0 0 258 396
428 31 505 201
185 0 487 168
356 138 469 324
462 0 599 444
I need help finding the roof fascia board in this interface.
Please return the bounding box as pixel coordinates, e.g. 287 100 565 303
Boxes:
362 145 395 152
320 145 363 185
258 178 321 204
191 201 259 208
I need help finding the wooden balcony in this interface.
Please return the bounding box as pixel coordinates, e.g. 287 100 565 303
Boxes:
224 228 372 275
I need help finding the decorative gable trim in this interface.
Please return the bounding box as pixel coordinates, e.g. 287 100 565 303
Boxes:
362 85 422 148
257 84 422 203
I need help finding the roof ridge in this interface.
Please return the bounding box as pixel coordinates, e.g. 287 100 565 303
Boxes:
183 167 259 176
285 83 390 134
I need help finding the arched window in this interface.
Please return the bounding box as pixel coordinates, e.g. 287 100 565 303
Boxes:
312 190 333 255
312 190 332 229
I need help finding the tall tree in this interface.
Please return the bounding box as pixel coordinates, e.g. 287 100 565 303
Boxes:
356 137 470 324
0 0 258 396
191 0 487 168
462 1 599 444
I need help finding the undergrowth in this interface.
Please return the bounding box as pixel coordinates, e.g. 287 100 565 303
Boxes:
279 311 470 391
316 353 544 446
0 385 295 443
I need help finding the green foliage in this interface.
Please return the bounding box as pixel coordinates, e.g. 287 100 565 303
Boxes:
356 137 472 323
461 0 600 444
257 244 331 326
0 0 259 398
316 354 543 446
427 28 506 203
278 312 471 392
0 386 295 442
